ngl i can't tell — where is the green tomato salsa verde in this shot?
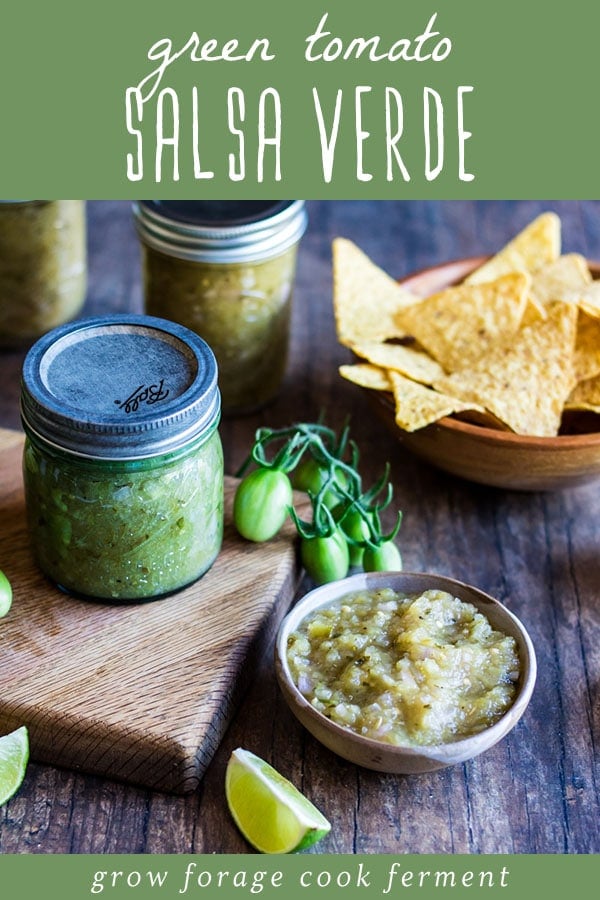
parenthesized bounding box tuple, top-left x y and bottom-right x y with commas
(142, 247, 296, 413)
(23, 429, 224, 602)
(0, 201, 86, 347)
(21, 315, 224, 603)
(134, 201, 308, 415)
(286, 588, 520, 747)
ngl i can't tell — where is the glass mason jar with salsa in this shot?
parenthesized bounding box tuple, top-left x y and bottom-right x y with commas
(20, 315, 224, 602)
(0, 200, 87, 347)
(133, 201, 307, 415)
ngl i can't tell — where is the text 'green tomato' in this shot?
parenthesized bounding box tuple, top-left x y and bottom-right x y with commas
(233, 468, 293, 542)
(301, 530, 350, 585)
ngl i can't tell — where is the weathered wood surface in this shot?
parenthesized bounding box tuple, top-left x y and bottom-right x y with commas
(1, 200, 599, 853)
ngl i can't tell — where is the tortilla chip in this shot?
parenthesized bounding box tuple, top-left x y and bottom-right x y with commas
(333, 214, 595, 439)
(573, 312, 600, 383)
(566, 372, 600, 412)
(339, 363, 393, 392)
(520, 297, 548, 328)
(393, 272, 530, 373)
(465, 212, 561, 284)
(389, 371, 485, 432)
(529, 253, 591, 306)
(332, 237, 418, 346)
(520, 254, 588, 325)
(349, 339, 445, 384)
(569, 280, 600, 318)
(433, 302, 578, 436)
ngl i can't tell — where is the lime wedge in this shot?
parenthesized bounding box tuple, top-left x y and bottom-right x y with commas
(0, 570, 12, 617)
(0, 726, 29, 806)
(225, 748, 331, 853)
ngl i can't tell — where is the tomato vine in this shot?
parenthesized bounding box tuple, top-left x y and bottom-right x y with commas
(233, 421, 403, 583)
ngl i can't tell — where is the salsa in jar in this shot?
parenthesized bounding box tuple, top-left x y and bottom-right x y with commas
(0, 200, 86, 347)
(21, 315, 224, 602)
(134, 201, 307, 414)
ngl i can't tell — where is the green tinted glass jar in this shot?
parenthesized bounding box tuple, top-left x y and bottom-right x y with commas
(0, 200, 86, 347)
(21, 315, 223, 602)
(134, 201, 307, 414)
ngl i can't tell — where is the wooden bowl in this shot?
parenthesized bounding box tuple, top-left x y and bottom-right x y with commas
(275, 572, 537, 775)
(371, 257, 600, 491)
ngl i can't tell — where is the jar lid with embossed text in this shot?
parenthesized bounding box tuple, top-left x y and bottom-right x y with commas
(20, 314, 220, 460)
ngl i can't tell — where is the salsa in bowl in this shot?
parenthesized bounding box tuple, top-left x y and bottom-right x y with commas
(275, 572, 536, 774)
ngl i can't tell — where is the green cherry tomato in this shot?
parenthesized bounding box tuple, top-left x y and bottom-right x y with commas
(291, 458, 347, 508)
(0, 569, 13, 618)
(363, 541, 403, 573)
(233, 468, 293, 542)
(334, 505, 371, 567)
(301, 530, 350, 585)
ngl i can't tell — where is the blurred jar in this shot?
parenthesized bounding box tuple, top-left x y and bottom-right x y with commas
(134, 201, 307, 414)
(0, 200, 87, 348)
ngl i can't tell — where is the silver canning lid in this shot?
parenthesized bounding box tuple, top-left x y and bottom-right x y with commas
(133, 200, 308, 264)
(21, 315, 220, 460)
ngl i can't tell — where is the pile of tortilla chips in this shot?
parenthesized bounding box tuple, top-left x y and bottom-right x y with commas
(334, 212, 600, 437)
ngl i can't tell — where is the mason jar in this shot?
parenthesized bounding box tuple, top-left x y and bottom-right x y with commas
(20, 315, 223, 602)
(133, 200, 307, 414)
(0, 200, 87, 347)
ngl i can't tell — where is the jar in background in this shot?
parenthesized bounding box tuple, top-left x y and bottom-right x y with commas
(20, 315, 223, 602)
(133, 201, 308, 414)
(0, 200, 87, 347)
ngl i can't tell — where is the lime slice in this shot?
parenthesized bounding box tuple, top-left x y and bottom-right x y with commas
(0, 570, 12, 617)
(0, 726, 29, 807)
(225, 748, 331, 854)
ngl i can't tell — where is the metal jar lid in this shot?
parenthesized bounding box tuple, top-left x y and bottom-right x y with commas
(21, 315, 220, 460)
(133, 200, 308, 264)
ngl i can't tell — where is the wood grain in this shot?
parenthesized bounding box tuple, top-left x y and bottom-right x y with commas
(0, 429, 306, 793)
(1, 200, 599, 855)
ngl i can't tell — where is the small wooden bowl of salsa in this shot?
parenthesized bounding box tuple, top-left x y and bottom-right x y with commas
(275, 571, 536, 774)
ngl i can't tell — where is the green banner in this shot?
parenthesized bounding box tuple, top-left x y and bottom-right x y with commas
(0, 853, 598, 899)
(1, 0, 599, 197)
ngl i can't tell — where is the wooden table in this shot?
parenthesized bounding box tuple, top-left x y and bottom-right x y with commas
(0, 200, 598, 854)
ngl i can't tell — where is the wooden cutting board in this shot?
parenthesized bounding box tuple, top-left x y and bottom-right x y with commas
(0, 428, 307, 794)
